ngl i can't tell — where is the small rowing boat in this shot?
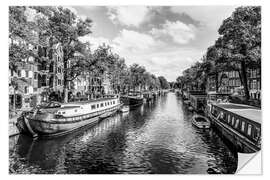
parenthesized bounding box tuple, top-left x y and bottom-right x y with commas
(192, 114, 210, 129)
(120, 105, 130, 113)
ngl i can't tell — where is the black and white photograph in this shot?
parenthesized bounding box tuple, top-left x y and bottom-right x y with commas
(7, 4, 262, 174)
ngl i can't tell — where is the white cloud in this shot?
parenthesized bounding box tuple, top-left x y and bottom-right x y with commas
(171, 6, 237, 29)
(79, 29, 157, 54)
(107, 6, 149, 27)
(150, 20, 196, 44)
(113, 29, 156, 53)
(64, 6, 88, 21)
(79, 36, 112, 51)
(79, 29, 201, 81)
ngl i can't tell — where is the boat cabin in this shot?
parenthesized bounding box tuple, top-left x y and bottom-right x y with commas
(189, 91, 207, 112)
(56, 98, 120, 117)
(210, 103, 261, 152)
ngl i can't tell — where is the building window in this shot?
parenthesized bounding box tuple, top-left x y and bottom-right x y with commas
(24, 86, 28, 94)
(101, 103, 104, 107)
(26, 71, 29, 78)
(58, 67, 61, 73)
(58, 79, 61, 85)
(17, 70, 21, 77)
(34, 72, 38, 80)
(97, 104, 99, 108)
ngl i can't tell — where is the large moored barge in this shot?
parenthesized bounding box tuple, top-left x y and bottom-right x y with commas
(17, 96, 121, 138)
(209, 103, 261, 153)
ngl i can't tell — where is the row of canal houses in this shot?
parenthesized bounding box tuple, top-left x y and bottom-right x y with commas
(178, 69, 261, 154)
(9, 10, 113, 112)
(9, 37, 113, 111)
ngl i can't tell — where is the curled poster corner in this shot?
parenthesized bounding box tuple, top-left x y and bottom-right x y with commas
(236, 151, 262, 174)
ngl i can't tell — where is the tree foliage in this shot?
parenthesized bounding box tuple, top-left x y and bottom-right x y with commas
(177, 6, 261, 101)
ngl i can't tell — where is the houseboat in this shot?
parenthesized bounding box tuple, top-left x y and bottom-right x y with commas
(189, 91, 207, 112)
(205, 92, 231, 117)
(120, 91, 144, 108)
(17, 96, 122, 138)
(209, 103, 261, 153)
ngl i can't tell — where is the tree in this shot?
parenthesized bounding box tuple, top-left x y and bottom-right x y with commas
(46, 7, 93, 102)
(129, 64, 146, 91)
(217, 6, 261, 100)
(158, 76, 169, 89)
(9, 6, 45, 112)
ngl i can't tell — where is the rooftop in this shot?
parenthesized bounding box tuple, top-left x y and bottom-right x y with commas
(215, 103, 261, 124)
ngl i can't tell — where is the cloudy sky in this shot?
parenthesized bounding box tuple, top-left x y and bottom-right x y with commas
(71, 6, 237, 82)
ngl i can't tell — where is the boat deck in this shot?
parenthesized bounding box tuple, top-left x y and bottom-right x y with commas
(214, 103, 261, 124)
(64, 97, 118, 105)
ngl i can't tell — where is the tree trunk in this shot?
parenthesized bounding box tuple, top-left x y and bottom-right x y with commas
(13, 90, 16, 113)
(63, 57, 69, 103)
(215, 72, 219, 92)
(241, 61, 250, 101)
(237, 70, 243, 85)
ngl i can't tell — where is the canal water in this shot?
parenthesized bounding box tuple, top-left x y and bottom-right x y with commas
(9, 93, 237, 174)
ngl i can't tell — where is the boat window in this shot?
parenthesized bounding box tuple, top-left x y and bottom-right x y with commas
(212, 107, 218, 117)
(234, 119, 240, 129)
(62, 111, 65, 114)
(101, 103, 104, 107)
(231, 116, 235, 126)
(241, 121, 246, 132)
(113, 101, 115, 104)
(91, 105, 96, 109)
(228, 114, 231, 124)
(219, 111, 225, 121)
(97, 104, 99, 108)
(253, 127, 261, 141)
(247, 124, 252, 136)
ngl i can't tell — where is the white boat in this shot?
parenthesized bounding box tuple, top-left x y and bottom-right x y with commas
(188, 106, 194, 111)
(192, 114, 211, 129)
(120, 105, 130, 113)
(17, 96, 121, 138)
(183, 100, 191, 105)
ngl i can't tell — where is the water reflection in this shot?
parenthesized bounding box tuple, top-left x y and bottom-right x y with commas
(9, 93, 237, 174)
